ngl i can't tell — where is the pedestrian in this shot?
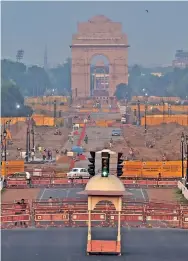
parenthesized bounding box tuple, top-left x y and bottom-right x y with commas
(49, 150, 52, 160)
(48, 196, 53, 206)
(42, 150, 46, 161)
(31, 149, 35, 161)
(109, 138, 113, 148)
(20, 199, 27, 227)
(15, 202, 22, 227)
(84, 135, 88, 144)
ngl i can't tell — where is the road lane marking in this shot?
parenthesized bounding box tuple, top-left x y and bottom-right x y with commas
(66, 189, 70, 198)
(39, 188, 46, 201)
(140, 188, 146, 201)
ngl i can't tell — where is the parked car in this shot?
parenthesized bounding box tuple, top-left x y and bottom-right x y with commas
(67, 168, 90, 179)
(7, 172, 31, 180)
(112, 129, 121, 136)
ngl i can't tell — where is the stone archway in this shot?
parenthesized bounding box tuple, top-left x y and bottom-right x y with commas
(70, 15, 129, 100)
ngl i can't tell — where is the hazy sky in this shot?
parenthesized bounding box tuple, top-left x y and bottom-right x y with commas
(1, 1, 188, 67)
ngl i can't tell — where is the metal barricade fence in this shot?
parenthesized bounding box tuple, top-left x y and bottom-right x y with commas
(1, 199, 188, 229)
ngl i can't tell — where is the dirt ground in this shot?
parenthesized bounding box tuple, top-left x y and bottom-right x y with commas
(115, 123, 188, 161)
(1, 188, 40, 202)
(7, 122, 70, 160)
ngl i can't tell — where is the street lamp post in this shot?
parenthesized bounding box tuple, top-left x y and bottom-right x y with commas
(31, 127, 35, 150)
(144, 102, 147, 133)
(181, 133, 185, 179)
(168, 104, 171, 116)
(3, 128, 7, 162)
(186, 135, 188, 188)
(25, 126, 29, 162)
(162, 99, 165, 122)
(28, 126, 31, 154)
(137, 100, 141, 126)
(54, 100, 57, 127)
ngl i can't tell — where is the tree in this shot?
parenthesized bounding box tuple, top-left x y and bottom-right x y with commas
(50, 58, 71, 95)
(115, 83, 132, 100)
(1, 81, 33, 117)
(1, 59, 188, 100)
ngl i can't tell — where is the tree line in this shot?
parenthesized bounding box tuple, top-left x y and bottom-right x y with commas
(115, 65, 188, 101)
(1, 59, 188, 116)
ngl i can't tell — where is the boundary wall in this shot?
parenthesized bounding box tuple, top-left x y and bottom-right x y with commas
(122, 161, 186, 178)
(1, 161, 24, 176)
(130, 104, 188, 113)
(141, 115, 188, 126)
(5, 177, 178, 189)
(1, 115, 55, 126)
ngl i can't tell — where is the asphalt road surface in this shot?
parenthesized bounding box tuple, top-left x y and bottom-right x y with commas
(2, 228, 187, 261)
(84, 126, 124, 151)
(37, 187, 148, 202)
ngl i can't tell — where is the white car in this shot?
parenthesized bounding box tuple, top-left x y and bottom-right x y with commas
(67, 168, 90, 179)
(121, 117, 126, 124)
(7, 172, 31, 180)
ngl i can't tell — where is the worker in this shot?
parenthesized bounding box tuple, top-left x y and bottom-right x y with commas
(42, 150, 46, 161)
(84, 135, 88, 144)
(109, 138, 113, 148)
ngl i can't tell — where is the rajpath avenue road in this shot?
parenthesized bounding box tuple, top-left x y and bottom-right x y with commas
(2, 228, 187, 261)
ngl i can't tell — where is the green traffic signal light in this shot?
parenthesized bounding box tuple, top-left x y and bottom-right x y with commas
(101, 152, 110, 177)
(102, 166, 109, 177)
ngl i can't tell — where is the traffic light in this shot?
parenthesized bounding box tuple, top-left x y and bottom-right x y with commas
(101, 152, 110, 177)
(88, 151, 95, 176)
(117, 152, 123, 177)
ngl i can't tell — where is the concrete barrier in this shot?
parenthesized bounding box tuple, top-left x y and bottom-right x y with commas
(178, 181, 188, 200)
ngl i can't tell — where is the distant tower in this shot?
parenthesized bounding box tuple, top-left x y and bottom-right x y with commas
(44, 45, 48, 71)
(16, 49, 24, 62)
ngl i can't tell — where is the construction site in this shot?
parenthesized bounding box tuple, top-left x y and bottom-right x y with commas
(4, 122, 70, 161)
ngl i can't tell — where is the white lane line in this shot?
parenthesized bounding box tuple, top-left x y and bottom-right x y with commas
(39, 188, 46, 201)
(44, 188, 80, 191)
(66, 189, 70, 198)
(140, 188, 146, 201)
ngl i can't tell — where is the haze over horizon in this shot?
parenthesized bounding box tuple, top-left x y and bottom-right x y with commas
(1, 1, 188, 68)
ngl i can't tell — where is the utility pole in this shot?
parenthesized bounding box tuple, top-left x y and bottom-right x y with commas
(31, 126, 35, 150)
(162, 99, 165, 123)
(54, 100, 57, 126)
(25, 127, 29, 162)
(181, 133, 185, 179)
(186, 135, 188, 188)
(137, 100, 141, 126)
(144, 102, 147, 133)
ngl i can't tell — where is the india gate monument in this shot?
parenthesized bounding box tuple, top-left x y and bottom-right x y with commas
(70, 15, 129, 100)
